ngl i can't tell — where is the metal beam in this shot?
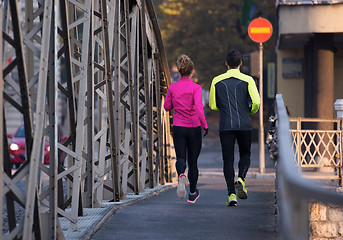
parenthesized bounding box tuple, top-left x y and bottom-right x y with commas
(2, 0, 176, 238)
(23, 0, 53, 238)
(0, 4, 3, 236)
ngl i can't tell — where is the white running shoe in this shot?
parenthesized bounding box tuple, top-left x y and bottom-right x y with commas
(177, 174, 187, 199)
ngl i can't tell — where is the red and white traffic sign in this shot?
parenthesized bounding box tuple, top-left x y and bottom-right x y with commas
(248, 18, 273, 43)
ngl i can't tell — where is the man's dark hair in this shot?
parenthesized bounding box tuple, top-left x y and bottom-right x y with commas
(226, 49, 242, 68)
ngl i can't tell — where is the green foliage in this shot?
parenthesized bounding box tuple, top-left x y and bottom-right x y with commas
(153, 0, 276, 89)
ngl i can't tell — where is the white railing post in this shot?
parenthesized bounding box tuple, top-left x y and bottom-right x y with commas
(334, 99, 343, 185)
(334, 99, 343, 119)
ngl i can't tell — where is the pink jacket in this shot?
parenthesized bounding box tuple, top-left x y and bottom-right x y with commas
(164, 78, 208, 129)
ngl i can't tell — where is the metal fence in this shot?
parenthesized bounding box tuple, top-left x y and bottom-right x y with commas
(289, 117, 342, 184)
(274, 94, 343, 240)
(1, 0, 176, 239)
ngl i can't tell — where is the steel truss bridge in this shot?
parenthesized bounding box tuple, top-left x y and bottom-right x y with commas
(0, 0, 176, 239)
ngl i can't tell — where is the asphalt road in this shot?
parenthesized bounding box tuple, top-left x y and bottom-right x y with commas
(91, 135, 277, 240)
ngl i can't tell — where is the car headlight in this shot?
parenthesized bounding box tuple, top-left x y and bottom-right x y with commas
(10, 143, 19, 151)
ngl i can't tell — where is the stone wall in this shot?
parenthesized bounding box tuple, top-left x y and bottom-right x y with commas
(309, 202, 343, 239)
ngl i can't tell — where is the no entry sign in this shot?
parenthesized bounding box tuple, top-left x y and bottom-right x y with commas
(248, 18, 273, 43)
(247, 18, 273, 173)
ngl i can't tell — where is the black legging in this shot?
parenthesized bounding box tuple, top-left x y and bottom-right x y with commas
(173, 126, 202, 193)
(219, 130, 251, 195)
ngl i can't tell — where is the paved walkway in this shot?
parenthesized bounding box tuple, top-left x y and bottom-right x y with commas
(61, 136, 277, 239)
(90, 175, 276, 240)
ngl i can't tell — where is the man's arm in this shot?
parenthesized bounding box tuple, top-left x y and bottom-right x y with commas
(209, 78, 219, 111)
(248, 77, 260, 115)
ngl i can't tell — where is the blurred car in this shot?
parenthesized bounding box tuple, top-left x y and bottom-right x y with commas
(8, 124, 67, 168)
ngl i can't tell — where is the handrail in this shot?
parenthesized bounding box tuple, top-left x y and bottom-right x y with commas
(275, 94, 343, 239)
(290, 117, 342, 123)
(277, 0, 343, 6)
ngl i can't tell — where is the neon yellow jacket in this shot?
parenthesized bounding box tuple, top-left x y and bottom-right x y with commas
(209, 69, 260, 131)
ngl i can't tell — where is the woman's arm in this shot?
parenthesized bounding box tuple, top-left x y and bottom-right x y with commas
(164, 86, 173, 111)
(194, 85, 208, 129)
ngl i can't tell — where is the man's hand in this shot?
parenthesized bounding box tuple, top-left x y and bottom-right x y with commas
(203, 128, 208, 137)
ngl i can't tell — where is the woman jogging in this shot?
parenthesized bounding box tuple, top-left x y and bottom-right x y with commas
(164, 54, 208, 203)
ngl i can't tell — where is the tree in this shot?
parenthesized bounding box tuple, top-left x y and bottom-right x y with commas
(153, 0, 276, 89)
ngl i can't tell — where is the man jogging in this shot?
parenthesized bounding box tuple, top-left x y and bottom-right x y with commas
(209, 49, 260, 206)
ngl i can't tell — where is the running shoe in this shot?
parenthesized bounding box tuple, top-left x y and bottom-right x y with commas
(177, 174, 187, 199)
(187, 189, 200, 203)
(226, 193, 237, 206)
(235, 177, 248, 199)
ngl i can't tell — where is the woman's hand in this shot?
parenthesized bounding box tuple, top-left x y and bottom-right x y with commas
(203, 128, 208, 137)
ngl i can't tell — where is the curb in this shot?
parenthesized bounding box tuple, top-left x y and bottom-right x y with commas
(61, 183, 177, 240)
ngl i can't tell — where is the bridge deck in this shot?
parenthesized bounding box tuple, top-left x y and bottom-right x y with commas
(61, 137, 277, 240)
(91, 175, 276, 240)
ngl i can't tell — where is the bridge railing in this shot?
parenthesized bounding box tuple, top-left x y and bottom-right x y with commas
(289, 117, 342, 184)
(274, 94, 343, 240)
(277, 0, 343, 5)
(1, 0, 176, 239)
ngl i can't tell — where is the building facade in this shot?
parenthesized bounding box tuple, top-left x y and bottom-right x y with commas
(276, 0, 343, 118)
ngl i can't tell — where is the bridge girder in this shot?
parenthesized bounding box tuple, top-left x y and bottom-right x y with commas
(1, 0, 176, 238)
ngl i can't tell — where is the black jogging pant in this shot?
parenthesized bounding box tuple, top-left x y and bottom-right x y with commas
(173, 126, 202, 193)
(219, 130, 251, 195)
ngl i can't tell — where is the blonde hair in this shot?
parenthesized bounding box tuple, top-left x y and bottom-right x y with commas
(176, 54, 194, 77)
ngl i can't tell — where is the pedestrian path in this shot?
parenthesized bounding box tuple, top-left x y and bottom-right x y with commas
(60, 183, 176, 240)
(90, 171, 276, 240)
(61, 138, 277, 239)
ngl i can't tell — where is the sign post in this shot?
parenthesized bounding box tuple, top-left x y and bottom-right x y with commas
(248, 17, 273, 174)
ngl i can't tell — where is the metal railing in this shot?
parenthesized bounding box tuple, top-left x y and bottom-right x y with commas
(289, 117, 342, 184)
(277, 0, 343, 6)
(274, 94, 343, 240)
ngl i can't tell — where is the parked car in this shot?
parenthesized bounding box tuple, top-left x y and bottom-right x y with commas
(8, 124, 67, 168)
